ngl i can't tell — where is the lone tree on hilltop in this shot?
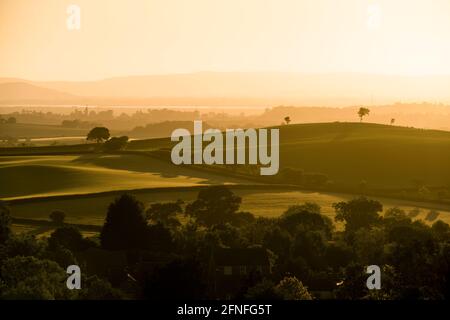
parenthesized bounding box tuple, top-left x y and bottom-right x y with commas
(357, 107, 370, 122)
(87, 127, 110, 143)
(284, 116, 291, 125)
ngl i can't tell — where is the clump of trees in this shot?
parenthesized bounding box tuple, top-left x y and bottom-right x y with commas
(1, 188, 449, 300)
(102, 136, 129, 151)
(49, 210, 66, 225)
(0, 201, 121, 299)
(0, 117, 17, 124)
(146, 200, 183, 228)
(86, 126, 129, 151)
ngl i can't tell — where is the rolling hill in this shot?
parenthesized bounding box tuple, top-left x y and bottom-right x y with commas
(0, 82, 77, 103)
(2, 122, 450, 226)
(2, 122, 450, 201)
(0, 154, 251, 200)
(125, 122, 450, 190)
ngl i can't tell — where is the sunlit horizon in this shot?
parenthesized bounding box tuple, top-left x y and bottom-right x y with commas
(2, 0, 450, 82)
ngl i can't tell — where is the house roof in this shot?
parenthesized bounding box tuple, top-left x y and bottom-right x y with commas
(213, 247, 269, 266)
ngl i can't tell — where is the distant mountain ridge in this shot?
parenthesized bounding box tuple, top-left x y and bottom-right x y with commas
(2, 72, 450, 106)
(0, 82, 77, 103)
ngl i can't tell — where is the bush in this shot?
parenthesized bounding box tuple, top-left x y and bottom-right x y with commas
(103, 136, 129, 151)
(49, 211, 65, 225)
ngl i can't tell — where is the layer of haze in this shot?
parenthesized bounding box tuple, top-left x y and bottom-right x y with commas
(2, 0, 450, 81)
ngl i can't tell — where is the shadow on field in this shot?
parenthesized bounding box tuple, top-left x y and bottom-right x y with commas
(70, 153, 246, 185)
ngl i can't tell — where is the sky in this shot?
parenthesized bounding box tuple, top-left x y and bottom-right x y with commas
(1, 0, 450, 81)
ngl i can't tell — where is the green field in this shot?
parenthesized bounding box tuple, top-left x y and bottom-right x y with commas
(126, 122, 450, 189)
(7, 188, 450, 229)
(277, 122, 450, 189)
(0, 154, 249, 200)
(2, 122, 450, 230)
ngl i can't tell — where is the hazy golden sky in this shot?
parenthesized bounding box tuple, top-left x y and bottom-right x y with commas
(1, 0, 450, 81)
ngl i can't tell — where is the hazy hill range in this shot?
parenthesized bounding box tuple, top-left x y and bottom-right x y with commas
(2, 72, 450, 106)
(0, 82, 77, 103)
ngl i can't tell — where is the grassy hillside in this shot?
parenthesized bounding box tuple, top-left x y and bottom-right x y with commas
(125, 122, 450, 190)
(2, 122, 450, 203)
(277, 122, 450, 189)
(0, 154, 250, 200)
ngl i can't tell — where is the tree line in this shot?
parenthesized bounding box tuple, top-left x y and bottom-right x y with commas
(0, 186, 449, 299)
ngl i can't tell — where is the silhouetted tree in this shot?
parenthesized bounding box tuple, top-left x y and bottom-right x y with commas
(185, 186, 242, 227)
(103, 136, 129, 151)
(0, 256, 73, 299)
(274, 276, 313, 300)
(48, 226, 88, 251)
(279, 207, 333, 239)
(87, 127, 110, 143)
(333, 197, 382, 239)
(284, 116, 291, 125)
(390, 118, 395, 125)
(0, 202, 12, 244)
(78, 275, 126, 300)
(100, 194, 148, 250)
(334, 263, 368, 299)
(431, 220, 450, 241)
(291, 230, 327, 268)
(282, 202, 321, 217)
(352, 227, 385, 265)
(0, 234, 44, 260)
(49, 210, 65, 225)
(357, 107, 370, 122)
(145, 222, 174, 252)
(146, 200, 183, 228)
(262, 227, 292, 260)
(44, 245, 78, 268)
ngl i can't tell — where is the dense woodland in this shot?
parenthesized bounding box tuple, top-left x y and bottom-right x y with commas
(0, 186, 449, 300)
